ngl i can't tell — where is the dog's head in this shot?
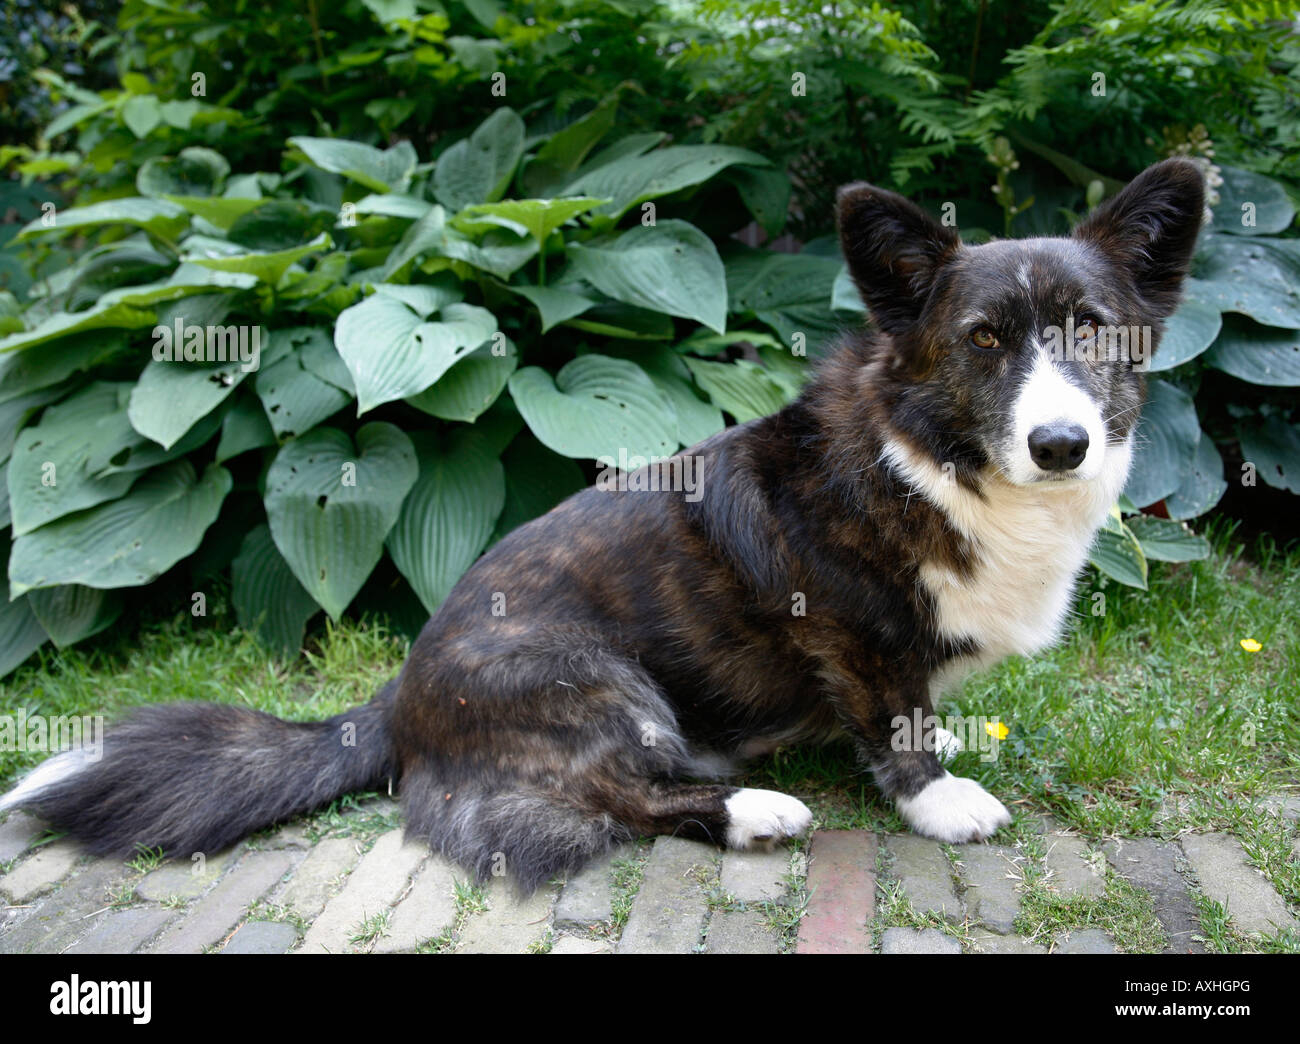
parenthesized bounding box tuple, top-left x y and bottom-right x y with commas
(838, 159, 1204, 488)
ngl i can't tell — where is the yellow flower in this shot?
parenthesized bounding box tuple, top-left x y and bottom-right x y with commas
(1240, 638, 1262, 653)
(985, 720, 1009, 741)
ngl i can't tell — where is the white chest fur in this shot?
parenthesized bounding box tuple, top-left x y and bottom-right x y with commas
(880, 436, 1132, 688)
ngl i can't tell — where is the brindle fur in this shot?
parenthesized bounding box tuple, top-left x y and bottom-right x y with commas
(4, 160, 1205, 891)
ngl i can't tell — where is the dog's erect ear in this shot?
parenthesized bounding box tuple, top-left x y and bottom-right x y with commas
(837, 183, 960, 334)
(1072, 158, 1205, 318)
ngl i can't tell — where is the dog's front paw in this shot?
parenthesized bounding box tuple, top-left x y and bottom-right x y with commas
(724, 788, 813, 849)
(895, 772, 1010, 843)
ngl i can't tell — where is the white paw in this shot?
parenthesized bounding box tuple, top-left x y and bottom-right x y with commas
(895, 772, 1010, 843)
(724, 788, 812, 849)
(934, 726, 963, 764)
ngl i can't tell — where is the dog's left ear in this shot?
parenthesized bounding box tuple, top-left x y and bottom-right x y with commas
(1072, 158, 1205, 318)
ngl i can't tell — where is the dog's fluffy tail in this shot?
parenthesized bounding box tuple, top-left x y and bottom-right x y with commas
(0, 680, 398, 857)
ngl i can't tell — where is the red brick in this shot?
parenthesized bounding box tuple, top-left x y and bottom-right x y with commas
(796, 830, 877, 954)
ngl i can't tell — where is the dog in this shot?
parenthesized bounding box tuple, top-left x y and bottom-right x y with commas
(0, 159, 1205, 892)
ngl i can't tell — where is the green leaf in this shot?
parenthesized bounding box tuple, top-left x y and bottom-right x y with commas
(588, 344, 724, 448)
(288, 136, 418, 194)
(567, 220, 727, 333)
(387, 431, 505, 615)
(509, 354, 678, 461)
(129, 332, 261, 449)
(1149, 294, 1221, 372)
(164, 194, 265, 231)
(16, 198, 189, 244)
(490, 431, 586, 543)
(137, 147, 230, 199)
(334, 290, 498, 413)
(1126, 515, 1211, 563)
(407, 337, 517, 423)
(508, 283, 597, 333)
(26, 584, 123, 648)
(1212, 166, 1295, 236)
(121, 94, 163, 138)
(831, 265, 866, 313)
(0, 300, 156, 354)
(1123, 379, 1201, 509)
(1164, 429, 1227, 522)
(232, 523, 320, 655)
(724, 164, 791, 236)
(254, 330, 354, 440)
(1088, 524, 1148, 590)
(432, 108, 526, 211)
(1203, 315, 1300, 386)
(454, 197, 607, 249)
(0, 571, 47, 677)
(1189, 238, 1300, 328)
(264, 424, 417, 619)
(216, 392, 276, 462)
(1238, 415, 1300, 494)
(520, 95, 620, 198)
(683, 357, 788, 423)
(563, 144, 772, 222)
(9, 461, 232, 595)
(7, 383, 140, 534)
(183, 232, 332, 287)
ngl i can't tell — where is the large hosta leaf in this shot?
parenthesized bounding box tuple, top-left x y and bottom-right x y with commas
(231, 523, 320, 654)
(1189, 237, 1300, 328)
(1203, 315, 1300, 385)
(567, 220, 726, 333)
(490, 432, 586, 543)
(386, 431, 505, 614)
(431, 108, 525, 212)
(9, 461, 232, 595)
(406, 337, 517, 423)
(26, 584, 123, 648)
(509, 354, 678, 462)
(264, 424, 417, 619)
(0, 569, 47, 677)
(255, 327, 353, 439)
(334, 289, 499, 413)
(183, 232, 332, 287)
(589, 344, 724, 448)
(683, 357, 789, 423)
(288, 136, 418, 194)
(7, 383, 140, 535)
(1212, 166, 1295, 236)
(129, 332, 262, 449)
(16, 198, 189, 244)
(453, 197, 607, 249)
(1123, 379, 1200, 509)
(1088, 523, 1148, 590)
(1150, 294, 1221, 372)
(0, 300, 155, 354)
(137, 147, 230, 199)
(1238, 414, 1300, 494)
(1125, 515, 1210, 563)
(1164, 429, 1227, 522)
(563, 144, 772, 222)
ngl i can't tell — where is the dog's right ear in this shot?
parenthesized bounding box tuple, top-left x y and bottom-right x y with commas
(837, 183, 960, 335)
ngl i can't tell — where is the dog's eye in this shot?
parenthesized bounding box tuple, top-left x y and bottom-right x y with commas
(970, 327, 999, 349)
(1075, 316, 1099, 339)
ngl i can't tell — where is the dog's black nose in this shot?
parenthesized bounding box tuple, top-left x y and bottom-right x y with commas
(1028, 423, 1089, 471)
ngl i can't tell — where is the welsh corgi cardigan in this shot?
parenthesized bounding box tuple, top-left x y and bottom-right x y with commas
(1, 159, 1206, 891)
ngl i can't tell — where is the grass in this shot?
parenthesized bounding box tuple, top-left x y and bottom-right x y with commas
(1, 519, 1296, 951)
